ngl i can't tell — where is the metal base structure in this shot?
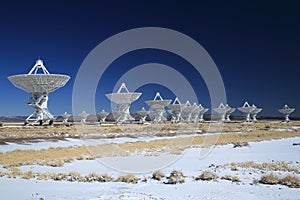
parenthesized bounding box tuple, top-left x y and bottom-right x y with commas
(25, 94, 54, 126)
(190, 103, 202, 123)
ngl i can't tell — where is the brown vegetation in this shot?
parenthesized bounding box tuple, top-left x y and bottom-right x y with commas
(196, 170, 219, 181)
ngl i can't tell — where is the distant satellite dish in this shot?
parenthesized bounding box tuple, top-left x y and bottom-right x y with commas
(198, 104, 209, 122)
(145, 92, 171, 123)
(8, 59, 70, 125)
(79, 111, 89, 123)
(105, 83, 141, 124)
(167, 97, 186, 123)
(137, 107, 149, 123)
(237, 101, 256, 122)
(278, 105, 295, 122)
(251, 104, 262, 122)
(98, 109, 109, 123)
(62, 112, 71, 123)
(214, 103, 230, 122)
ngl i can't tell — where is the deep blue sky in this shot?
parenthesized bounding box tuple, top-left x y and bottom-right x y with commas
(0, 0, 299, 117)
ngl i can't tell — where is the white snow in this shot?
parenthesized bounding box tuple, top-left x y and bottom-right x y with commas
(3, 137, 298, 199)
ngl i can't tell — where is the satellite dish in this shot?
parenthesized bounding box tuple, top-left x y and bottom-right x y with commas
(251, 104, 262, 122)
(105, 83, 141, 124)
(278, 105, 295, 122)
(8, 59, 70, 125)
(214, 103, 230, 122)
(198, 104, 209, 122)
(98, 109, 109, 123)
(181, 101, 198, 123)
(137, 107, 149, 124)
(79, 111, 89, 123)
(225, 104, 235, 122)
(191, 102, 203, 123)
(167, 97, 187, 123)
(62, 112, 71, 123)
(145, 92, 171, 123)
(237, 101, 256, 122)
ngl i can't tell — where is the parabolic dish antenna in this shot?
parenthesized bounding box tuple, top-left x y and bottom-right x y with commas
(237, 101, 256, 122)
(181, 101, 197, 123)
(198, 104, 209, 122)
(98, 109, 109, 123)
(105, 83, 141, 124)
(214, 103, 230, 122)
(8, 59, 70, 125)
(137, 107, 149, 123)
(278, 105, 295, 122)
(225, 104, 235, 122)
(251, 105, 262, 122)
(191, 102, 202, 123)
(145, 92, 172, 123)
(62, 112, 71, 123)
(167, 97, 187, 123)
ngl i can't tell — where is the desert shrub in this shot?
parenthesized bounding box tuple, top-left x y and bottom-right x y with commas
(152, 170, 165, 181)
(47, 159, 64, 167)
(166, 170, 185, 184)
(98, 173, 113, 182)
(67, 172, 82, 182)
(116, 174, 140, 184)
(21, 171, 36, 179)
(8, 167, 22, 178)
(196, 170, 219, 181)
(221, 175, 240, 182)
(259, 173, 280, 185)
(231, 162, 238, 171)
(37, 173, 49, 180)
(279, 174, 300, 188)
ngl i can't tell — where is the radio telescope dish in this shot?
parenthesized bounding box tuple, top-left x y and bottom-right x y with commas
(238, 101, 256, 122)
(137, 107, 149, 123)
(8, 59, 70, 125)
(79, 111, 89, 123)
(198, 104, 209, 122)
(214, 103, 230, 122)
(251, 104, 262, 122)
(98, 109, 109, 123)
(105, 83, 141, 124)
(225, 104, 235, 122)
(62, 112, 71, 123)
(167, 97, 187, 123)
(190, 102, 203, 123)
(278, 105, 295, 122)
(145, 92, 172, 123)
(181, 101, 198, 123)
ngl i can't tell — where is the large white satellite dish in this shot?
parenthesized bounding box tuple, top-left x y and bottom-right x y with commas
(8, 59, 70, 125)
(167, 97, 187, 123)
(251, 104, 262, 122)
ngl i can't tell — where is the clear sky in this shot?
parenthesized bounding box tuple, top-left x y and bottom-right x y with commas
(0, 0, 299, 117)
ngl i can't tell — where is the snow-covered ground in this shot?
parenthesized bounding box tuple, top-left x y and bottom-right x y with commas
(0, 137, 299, 199)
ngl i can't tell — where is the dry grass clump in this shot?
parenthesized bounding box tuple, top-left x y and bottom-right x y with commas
(230, 162, 238, 171)
(221, 175, 240, 182)
(21, 170, 36, 179)
(238, 161, 299, 173)
(152, 170, 165, 181)
(279, 174, 300, 188)
(8, 167, 22, 178)
(116, 174, 140, 184)
(259, 173, 280, 185)
(166, 170, 185, 184)
(259, 173, 300, 188)
(196, 170, 219, 181)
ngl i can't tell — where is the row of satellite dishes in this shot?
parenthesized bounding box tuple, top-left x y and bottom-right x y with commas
(7, 59, 296, 125)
